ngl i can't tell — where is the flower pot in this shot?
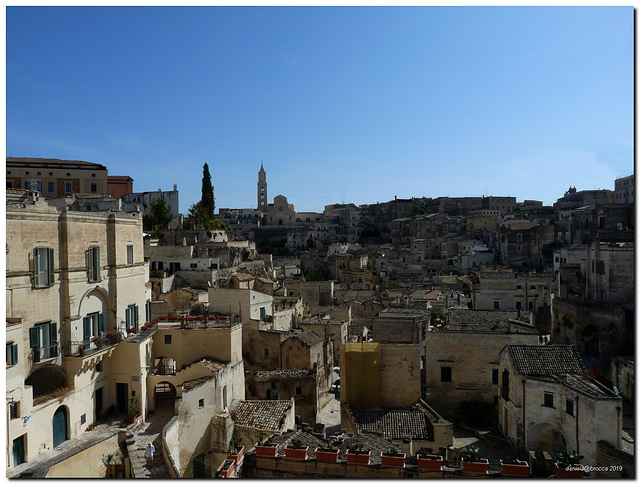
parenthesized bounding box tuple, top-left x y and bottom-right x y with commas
(501, 460, 529, 477)
(417, 454, 443, 471)
(463, 458, 490, 476)
(284, 444, 309, 460)
(381, 452, 406, 468)
(255, 443, 278, 458)
(216, 459, 235, 478)
(556, 464, 585, 478)
(227, 445, 245, 464)
(315, 448, 339, 463)
(346, 450, 371, 466)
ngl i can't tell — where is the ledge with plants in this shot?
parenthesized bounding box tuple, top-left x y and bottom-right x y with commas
(460, 446, 489, 475)
(227, 437, 244, 464)
(255, 438, 279, 458)
(555, 450, 585, 478)
(380, 447, 406, 468)
(315, 445, 340, 463)
(417, 447, 443, 471)
(500, 454, 529, 477)
(284, 439, 309, 460)
(346, 444, 371, 465)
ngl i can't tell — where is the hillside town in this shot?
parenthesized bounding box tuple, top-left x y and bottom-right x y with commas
(6, 157, 634, 478)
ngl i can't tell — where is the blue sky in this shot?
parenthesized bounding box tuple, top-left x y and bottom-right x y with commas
(6, 6, 633, 213)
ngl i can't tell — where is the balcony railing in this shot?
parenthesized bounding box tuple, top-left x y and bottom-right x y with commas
(65, 332, 122, 357)
(31, 343, 60, 363)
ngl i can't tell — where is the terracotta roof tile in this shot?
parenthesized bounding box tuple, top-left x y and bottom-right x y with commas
(350, 406, 435, 441)
(508, 345, 584, 375)
(233, 400, 293, 431)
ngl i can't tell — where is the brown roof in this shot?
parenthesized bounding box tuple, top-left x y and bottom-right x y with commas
(233, 400, 293, 431)
(350, 405, 435, 441)
(7, 157, 107, 170)
(108, 175, 133, 181)
(507, 345, 584, 375)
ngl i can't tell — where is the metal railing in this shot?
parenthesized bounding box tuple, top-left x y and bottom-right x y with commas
(65, 332, 122, 357)
(31, 343, 60, 363)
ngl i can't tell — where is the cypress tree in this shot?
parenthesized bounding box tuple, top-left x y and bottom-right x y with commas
(201, 163, 215, 218)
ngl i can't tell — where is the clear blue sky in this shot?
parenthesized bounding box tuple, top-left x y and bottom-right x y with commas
(6, 6, 633, 214)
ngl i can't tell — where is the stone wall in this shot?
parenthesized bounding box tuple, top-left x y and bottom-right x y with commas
(595, 440, 634, 478)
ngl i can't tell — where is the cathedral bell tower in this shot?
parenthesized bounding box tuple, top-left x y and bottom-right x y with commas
(257, 162, 267, 212)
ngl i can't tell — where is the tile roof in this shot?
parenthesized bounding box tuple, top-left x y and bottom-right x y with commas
(507, 345, 584, 375)
(182, 375, 214, 391)
(289, 330, 323, 347)
(337, 433, 401, 465)
(268, 429, 330, 458)
(445, 309, 534, 333)
(350, 406, 435, 441)
(7, 157, 107, 169)
(252, 369, 314, 382)
(233, 400, 293, 431)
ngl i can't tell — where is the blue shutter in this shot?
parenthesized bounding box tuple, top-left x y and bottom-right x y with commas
(32, 249, 39, 287)
(134, 306, 139, 329)
(98, 313, 104, 335)
(49, 322, 57, 344)
(29, 326, 40, 348)
(12, 344, 18, 364)
(83, 316, 91, 343)
(125, 308, 131, 329)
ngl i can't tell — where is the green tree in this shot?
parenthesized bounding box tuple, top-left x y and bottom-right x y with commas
(144, 198, 173, 230)
(201, 163, 215, 218)
(186, 202, 213, 230)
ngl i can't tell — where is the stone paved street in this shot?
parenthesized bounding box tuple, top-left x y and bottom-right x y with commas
(128, 400, 175, 478)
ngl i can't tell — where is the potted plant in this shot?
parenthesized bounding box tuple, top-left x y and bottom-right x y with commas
(255, 438, 279, 458)
(417, 447, 443, 471)
(501, 455, 529, 477)
(227, 437, 245, 464)
(460, 446, 489, 475)
(555, 450, 585, 478)
(216, 459, 235, 478)
(381, 447, 406, 468)
(126, 327, 137, 334)
(284, 438, 309, 460)
(346, 444, 371, 465)
(315, 445, 340, 463)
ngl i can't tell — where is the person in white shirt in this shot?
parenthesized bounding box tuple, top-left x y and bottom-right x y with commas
(145, 442, 155, 467)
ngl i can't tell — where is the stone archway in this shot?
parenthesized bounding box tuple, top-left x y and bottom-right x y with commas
(527, 422, 567, 455)
(154, 381, 177, 413)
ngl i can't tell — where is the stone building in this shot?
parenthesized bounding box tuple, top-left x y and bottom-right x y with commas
(107, 175, 134, 199)
(497, 220, 542, 268)
(6, 190, 152, 469)
(121, 185, 180, 219)
(423, 310, 539, 418)
(498, 345, 623, 466)
(614, 174, 634, 204)
(471, 268, 555, 312)
(6, 157, 109, 197)
(257, 163, 268, 212)
(264, 195, 296, 226)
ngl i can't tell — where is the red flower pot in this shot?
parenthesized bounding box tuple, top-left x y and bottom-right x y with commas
(284, 444, 309, 460)
(418, 454, 443, 471)
(315, 448, 339, 463)
(216, 459, 235, 478)
(463, 458, 490, 476)
(346, 450, 371, 465)
(556, 464, 585, 478)
(227, 446, 245, 464)
(501, 460, 529, 477)
(381, 452, 406, 468)
(255, 443, 278, 458)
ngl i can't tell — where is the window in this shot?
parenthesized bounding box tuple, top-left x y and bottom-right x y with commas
(145, 300, 152, 323)
(530, 285, 536, 290)
(543, 392, 554, 408)
(6, 180, 13, 189)
(165, 335, 172, 344)
(515, 301, 522, 310)
(9, 402, 19, 419)
(125, 305, 139, 331)
(296, 386, 302, 395)
(565, 399, 574, 416)
(264, 348, 270, 358)
(492, 369, 499, 385)
(494, 301, 500, 310)
(127, 245, 134, 265)
(65, 181, 73, 193)
(47, 181, 55, 193)
(81, 413, 86, 424)
(6, 342, 18, 366)
(199, 399, 204, 408)
(441, 367, 452, 383)
(83, 312, 104, 344)
(90, 182, 97, 193)
(87, 246, 101, 282)
(501, 370, 510, 401)
(517, 233, 523, 243)
(32, 247, 55, 288)
(29, 321, 58, 362)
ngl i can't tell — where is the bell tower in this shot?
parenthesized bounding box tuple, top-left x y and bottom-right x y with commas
(257, 162, 267, 212)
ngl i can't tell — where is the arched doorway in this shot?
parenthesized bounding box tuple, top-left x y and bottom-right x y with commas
(53, 406, 68, 448)
(154, 381, 177, 414)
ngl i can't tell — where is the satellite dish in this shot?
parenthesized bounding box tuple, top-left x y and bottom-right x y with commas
(617, 223, 623, 230)
(613, 386, 620, 395)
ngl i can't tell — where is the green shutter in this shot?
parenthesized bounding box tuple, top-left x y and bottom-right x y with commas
(98, 313, 104, 335)
(33, 249, 39, 287)
(48, 248, 55, 285)
(49, 322, 57, 344)
(29, 326, 40, 348)
(12, 344, 18, 364)
(134, 305, 139, 329)
(83, 316, 91, 343)
(125, 308, 131, 329)
(94, 247, 101, 280)
(148, 301, 152, 322)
